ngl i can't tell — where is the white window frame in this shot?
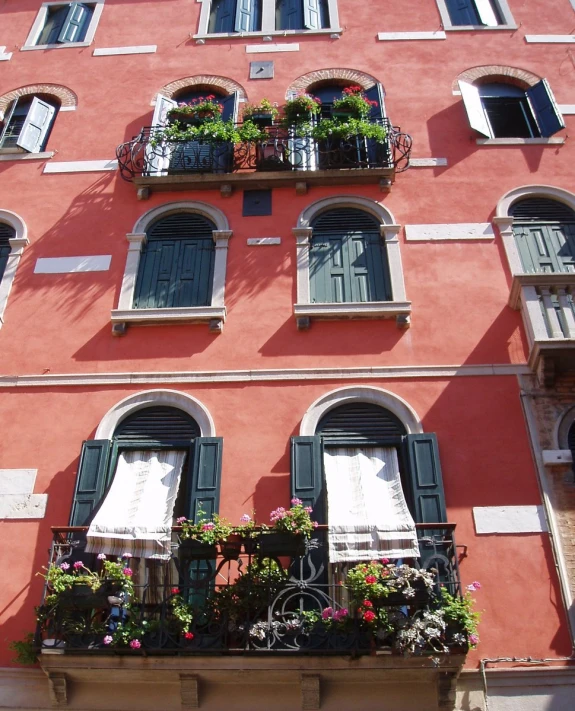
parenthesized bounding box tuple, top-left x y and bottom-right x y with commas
(0, 210, 29, 329)
(194, 0, 341, 40)
(111, 202, 233, 335)
(292, 196, 411, 329)
(435, 0, 516, 31)
(22, 0, 105, 51)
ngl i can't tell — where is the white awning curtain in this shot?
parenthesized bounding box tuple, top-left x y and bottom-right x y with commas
(324, 447, 420, 563)
(86, 450, 185, 560)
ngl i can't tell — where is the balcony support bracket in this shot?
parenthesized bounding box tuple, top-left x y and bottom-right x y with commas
(47, 672, 68, 707)
(220, 184, 233, 198)
(296, 316, 311, 330)
(301, 673, 320, 710)
(396, 313, 411, 329)
(295, 181, 308, 195)
(180, 673, 200, 710)
(137, 187, 150, 201)
(437, 670, 459, 711)
(379, 177, 392, 192)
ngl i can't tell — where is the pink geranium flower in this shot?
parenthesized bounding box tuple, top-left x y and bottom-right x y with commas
(122, 568, 133, 577)
(129, 639, 141, 649)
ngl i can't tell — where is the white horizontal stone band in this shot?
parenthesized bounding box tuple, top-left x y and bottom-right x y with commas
(405, 223, 495, 241)
(0, 363, 531, 388)
(377, 31, 446, 41)
(246, 43, 299, 53)
(111, 306, 226, 324)
(525, 35, 575, 43)
(477, 138, 565, 145)
(0, 469, 38, 495)
(247, 237, 281, 245)
(35, 256, 111, 274)
(473, 506, 548, 534)
(43, 159, 118, 174)
(0, 494, 47, 519)
(409, 158, 448, 167)
(0, 152, 53, 162)
(558, 105, 575, 114)
(93, 45, 157, 56)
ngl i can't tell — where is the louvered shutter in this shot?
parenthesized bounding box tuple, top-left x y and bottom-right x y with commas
(303, 0, 321, 29)
(235, 0, 260, 32)
(445, 0, 480, 25)
(350, 232, 391, 302)
(526, 79, 565, 138)
(220, 92, 239, 122)
(58, 3, 91, 43)
(474, 0, 499, 25)
(364, 83, 385, 121)
(277, 0, 303, 29)
(185, 438, 223, 522)
(402, 434, 447, 526)
(69, 440, 112, 526)
(0, 224, 13, 283)
(310, 235, 347, 303)
(16, 98, 56, 153)
(146, 94, 177, 177)
(459, 81, 492, 137)
(37, 5, 70, 44)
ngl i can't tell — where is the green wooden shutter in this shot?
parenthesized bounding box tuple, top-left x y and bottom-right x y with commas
(58, 3, 91, 43)
(69, 440, 112, 526)
(38, 5, 70, 44)
(310, 235, 347, 303)
(403, 433, 447, 525)
(350, 232, 391, 302)
(185, 438, 223, 522)
(0, 225, 12, 283)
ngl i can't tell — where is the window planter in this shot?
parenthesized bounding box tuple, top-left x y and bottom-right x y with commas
(249, 112, 275, 127)
(167, 111, 221, 125)
(57, 581, 119, 610)
(375, 580, 432, 607)
(220, 534, 242, 561)
(257, 532, 306, 558)
(178, 539, 218, 561)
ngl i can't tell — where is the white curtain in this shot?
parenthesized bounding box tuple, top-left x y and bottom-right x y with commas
(324, 447, 420, 563)
(86, 450, 185, 560)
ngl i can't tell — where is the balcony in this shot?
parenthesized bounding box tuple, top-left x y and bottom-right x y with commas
(116, 121, 412, 199)
(509, 274, 575, 385)
(36, 524, 465, 658)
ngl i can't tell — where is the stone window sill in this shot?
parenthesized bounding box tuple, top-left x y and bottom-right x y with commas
(193, 28, 341, 41)
(0, 151, 54, 162)
(111, 306, 226, 335)
(294, 301, 411, 329)
(444, 25, 517, 31)
(21, 41, 91, 51)
(477, 137, 565, 145)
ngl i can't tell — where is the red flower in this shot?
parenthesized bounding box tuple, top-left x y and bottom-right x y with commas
(363, 610, 376, 622)
(183, 632, 194, 640)
(171, 587, 180, 595)
(365, 575, 377, 584)
(362, 600, 373, 608)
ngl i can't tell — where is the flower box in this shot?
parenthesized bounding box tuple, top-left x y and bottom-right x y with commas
(178, 539, 218, 561)
(376, 579, 432, 607)
(249, 112, 274, 127)
(220, 534, 242, 561)
(257, 532, 306, 558)
(57, 582, 117, 610)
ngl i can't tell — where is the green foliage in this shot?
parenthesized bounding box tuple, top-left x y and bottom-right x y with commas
(283, 94, 322, 123)
(153, 118, 240, 146)
(9, 634, 37, 665)
(169, 589, 194, 633)
(237, 120, 269, 143)
(332, 86, 377, 119)
(179, 510, 234, 546)
(269, 499, 318, 538)
(346, 561, 436, 605)
(242, 99, 279, 120)
(440, 588, 481, 647)
(311, 118, 387, 143)
(167, 96, 223, 119)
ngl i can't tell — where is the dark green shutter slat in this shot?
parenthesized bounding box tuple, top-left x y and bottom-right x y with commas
(510, 198, 575, 223)
(115, 407, 200, 442)
(514, 224, 575, 274)
(318, 403, 406, 444)
(185, 437, 223, 522)
(403, 433, 447, 525)
(69, 440, 111, 526)
(0, 227, 12, 283)
(364, 83, 385, 121)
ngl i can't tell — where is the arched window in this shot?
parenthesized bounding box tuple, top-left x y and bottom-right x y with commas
(510, 197, 575, 274)
(133, 212, 217, 310)
(69, 404, 222, 558)
(276, 0, 329, 30)
(309, 208, 391, 304)
(0, 222, 14, 284)
(0, 94, 58, 153)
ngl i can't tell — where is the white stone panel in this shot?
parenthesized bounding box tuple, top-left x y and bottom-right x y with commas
(377, 31, 446, 40)
(473, 506, 548, 534)
(246, 43, 299, 53)
(557, 105, 575, 114)
(0, 469, 37, 495)
(525, 35, 575, 43)
(43, 159, 117, 173)
(0, 494, 47, 519)
(409, 158, 448, 166)
(247, 237, 281, 245)
(405, 223, 495, 241)
(34, 256, 112, 274)
(93, 45, 157, 56)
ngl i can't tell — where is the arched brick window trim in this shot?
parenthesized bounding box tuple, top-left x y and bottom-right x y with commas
(453, 65, 542, 93)
(156, 75, 247, 103)
(286, 69, 381, 98)
(0, 84, 77, 120)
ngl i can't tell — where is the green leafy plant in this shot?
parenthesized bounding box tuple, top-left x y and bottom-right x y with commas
(346, 560, 436, 605)
(268, 498, 318, 538)
(152, 118, 240, 146)
(9, 634, 37, 665)
(242, 98, 279, 120)
(283, 94, 322, 123)
(178, 510, 234, 546)
(167, 96, 224, 121)
(237, 120, 269, 142)
(39, 557, 134, 598)
(332, 86, 377, 119)
(311, 117, 387, 143)
(440, 583, 481, 648)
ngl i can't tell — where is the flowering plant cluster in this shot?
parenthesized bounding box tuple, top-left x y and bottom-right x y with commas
(178, 511, 233, 546)
(332, 86, 378, 119)
(283, 94, 322, 123)
(151, 119, 268, 147)
(169, 587, 195, 638)
(346, 560, 435, 605)
(440, 582, 481, 648)
(242, 98, 279, 120)
(167, 96, 223, 120)
(41, 555, 134, 599)
(310, 117, 387, 144)
(394, 608, 449, 656)
(268, 498, 318, 538)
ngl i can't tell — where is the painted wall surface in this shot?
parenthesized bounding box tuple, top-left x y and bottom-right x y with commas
(0, 0, 574, 694)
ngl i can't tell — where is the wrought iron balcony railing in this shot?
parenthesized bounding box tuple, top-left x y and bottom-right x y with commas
(36, 524, 463, 657)
(116, 120, 412, 184)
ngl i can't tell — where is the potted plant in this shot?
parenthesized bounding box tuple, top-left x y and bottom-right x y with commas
(346, 560, 436, 608)
(167, 96, 224, 125)
(283, 94, 322, 124)
(440, 582, 481, 651)
(311, 117, 388, 169)
(331, 86, 378, 120)
(178, 512, 233, 560)
(234, 513, 258, 555)
(257, 498, 318, 557)
(242, 99, 279, 127)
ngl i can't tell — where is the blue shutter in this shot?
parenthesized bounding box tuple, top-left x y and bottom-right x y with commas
(277, 0, 303, 30)
(16, 98, 56, 153)
(58, 3, 91, 43)
(185, 438, 223, 521)
(527, 79, 565, 138)
(403, 434, 447, 525)
(220, 92, 239, 122)
(209, 0, 235, 33)
(444, 0, 479, 25)
(364, 83, 385, 121)
(69, 440, 112, 526)
(303, 0, 321, 29)
(235, 0, 261, 32)
(37, 5, 70, 44)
